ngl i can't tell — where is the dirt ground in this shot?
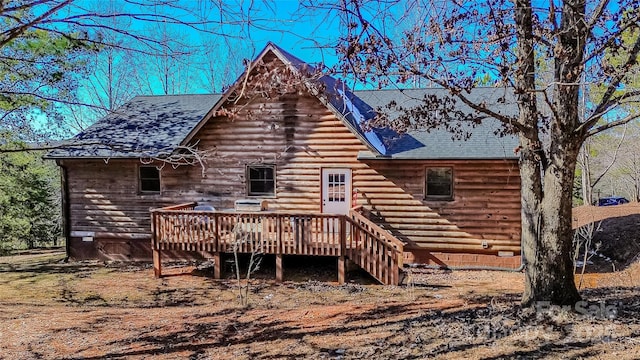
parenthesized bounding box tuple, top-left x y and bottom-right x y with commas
(0, 205, 639, 360)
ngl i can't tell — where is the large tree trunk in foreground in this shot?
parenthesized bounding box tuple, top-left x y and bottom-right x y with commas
(516, 0, 585, 306)
(521, 134, 582, 306)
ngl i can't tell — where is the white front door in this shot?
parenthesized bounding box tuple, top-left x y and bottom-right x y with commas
(321, 168, 352, 215)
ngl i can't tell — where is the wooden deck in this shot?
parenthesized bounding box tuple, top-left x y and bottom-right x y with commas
(150, 203, 404, 285)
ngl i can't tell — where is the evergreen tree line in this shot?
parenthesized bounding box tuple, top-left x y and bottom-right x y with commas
(0, 132, 60, 254)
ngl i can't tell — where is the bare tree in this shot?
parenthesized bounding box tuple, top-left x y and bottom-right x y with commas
(136, 17, 200, 96)
(578, 125, 627, 205)
(305, 0, 640, 306)
(195, 39, 252, 93)
(55, 0, 143, 136)
(572, 220, 603, 289)
(0, 0, 278, 147)
(231, 223, 263, 307)
(616, 130, 640, 202)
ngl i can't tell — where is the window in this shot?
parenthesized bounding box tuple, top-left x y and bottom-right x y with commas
(247, 165, 275, 196)
(139, 166, 160, 193)
(327, 173, 346, 202)
(425, 167, 453, 200)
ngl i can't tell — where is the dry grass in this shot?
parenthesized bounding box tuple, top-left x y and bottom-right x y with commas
(1, 252, 639, 359)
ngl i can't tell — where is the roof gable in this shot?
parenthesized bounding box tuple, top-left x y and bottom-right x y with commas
(181, 42, 389, 155)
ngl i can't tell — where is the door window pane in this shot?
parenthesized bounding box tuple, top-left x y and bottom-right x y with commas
(327, 171, 346, 202)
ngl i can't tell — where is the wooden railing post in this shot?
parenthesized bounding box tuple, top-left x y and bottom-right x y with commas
(150, 211, 162, 278)
(276, 254, 284, 282)
(338, 215, 347, 284)
(275, 214, 284, 282)
(276, 214, 282, 254)
(213, 252, 221, 279)
(391, 245, 399, 286)
(153, 247, 162, 278)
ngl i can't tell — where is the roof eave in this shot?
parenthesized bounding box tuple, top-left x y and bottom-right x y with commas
(357, 151, 518, 161)
(44, 155, 144, 160)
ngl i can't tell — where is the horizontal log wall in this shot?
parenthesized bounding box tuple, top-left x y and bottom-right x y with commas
(61, 159, 181, 260)
(160, 92, 364, 212)
(358, 159, 521, 253)
(63, 160, 166, 235)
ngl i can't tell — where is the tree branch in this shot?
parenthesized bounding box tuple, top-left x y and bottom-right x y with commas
(585, 0, 610, 34)
(586, 113, 640, 137)
(576, 88, 640, 136)
(423, 74, 525, 133)
(579, 33, 640, 135)
(0, 141, 102, 153)
(0, 0, 72, 48)
(590, 123, 626, 189)
(1, 90, 109, 111)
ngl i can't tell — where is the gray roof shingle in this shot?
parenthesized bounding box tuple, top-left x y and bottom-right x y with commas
(354, 88, 519, 159)
(46, 94, 221, 159)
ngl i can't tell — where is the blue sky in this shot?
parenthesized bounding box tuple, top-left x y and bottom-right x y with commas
(45, 0, 350, 135)
(89, 0, 346, 91)
(234, 1, 343, 64)
(142, 0, 345, 68)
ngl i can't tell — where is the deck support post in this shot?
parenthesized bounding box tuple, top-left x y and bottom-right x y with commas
(213, 252, 222, 279)
(276, 254, 283, 282)
(338, 255, 346, 284)
(338, 215, 347, 284)
(153, 249, 162, 278)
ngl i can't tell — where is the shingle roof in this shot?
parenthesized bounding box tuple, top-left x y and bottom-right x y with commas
(46, 94, 221, 159)
(354, 88, 519, 159)
(47, 44, 519, 161)
(271, 44, 518, 158)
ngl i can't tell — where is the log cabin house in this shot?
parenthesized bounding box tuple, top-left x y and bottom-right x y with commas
(47, 43, 522, 285)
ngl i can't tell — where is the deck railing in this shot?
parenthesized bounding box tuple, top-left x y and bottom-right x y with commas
(150, 203, 404, 285)
(346, 207, 404, 286)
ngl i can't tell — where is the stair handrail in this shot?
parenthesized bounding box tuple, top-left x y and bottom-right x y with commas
(349, 207, 405, 252)
(347, 207, 404, 285)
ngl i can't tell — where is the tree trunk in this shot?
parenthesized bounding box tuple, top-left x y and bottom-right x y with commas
(521, 136, 582, 306)
(579, 146, 593, 205)
(520, 0, 587, 306)
(519, 140, 543, 305)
